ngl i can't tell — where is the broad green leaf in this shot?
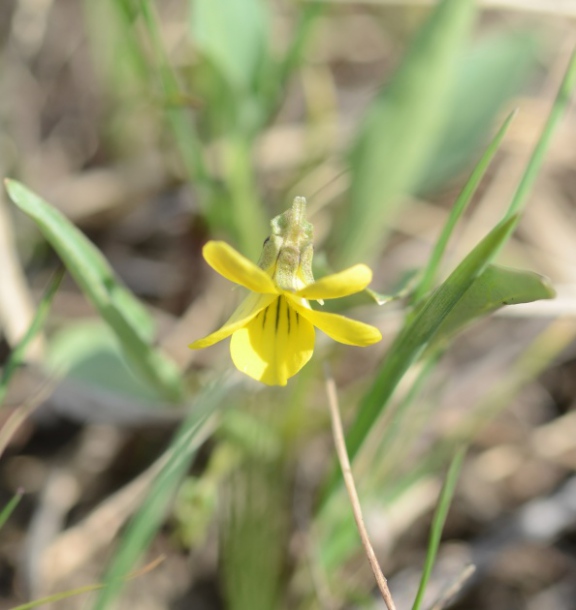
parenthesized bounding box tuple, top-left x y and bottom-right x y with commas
(417, 31, 540, 193)
(431, 264, 555, 343)
(46, 319, 166, 404)
(343, 214, 518, 469)
(190, 0, 269, 93)
(92, 381, 226, 610)
(4, 180, 183, 403)
(338, 0, 475, 266)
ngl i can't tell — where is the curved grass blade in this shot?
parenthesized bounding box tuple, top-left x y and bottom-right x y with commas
(10, 556, 164, 610)
(342, 214, 518, 479)
(138, 0, 211, 190)
(328, 47, 576, 493)
(91, 381, 228, 610)
(277, 4, 323, 88)
(414, 110, 516, 302)
(0, 269, 63, 407)
(4, 180, 184, 403)
(411, 447, 466, 610)
(506, 48, 576, 219)
(0, 489, 24, 531)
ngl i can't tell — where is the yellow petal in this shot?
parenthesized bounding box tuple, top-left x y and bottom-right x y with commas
(203, 241, 277, 294)
(295, 264, 373, 300)
(230, 296, 315, 386)
(287, 295, 381, 346)
(189, 293, 276, 349)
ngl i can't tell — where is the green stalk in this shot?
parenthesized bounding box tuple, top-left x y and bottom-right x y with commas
(0, 489, 24, 531)
(138, 0, 211, 194)
(411, 447, 466, 610)
(0, 269, 63, 407)
(223, 135, 268, 259)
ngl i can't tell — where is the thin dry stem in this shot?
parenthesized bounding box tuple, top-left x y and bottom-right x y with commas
(0, 187, 44, 360)
(430, 564, 476, 610)
(324, 367, 398, 610)
(0, 379, 56, 458)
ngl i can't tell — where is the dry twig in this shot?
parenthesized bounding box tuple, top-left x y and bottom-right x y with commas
(429, 564, 476, 610)
(0, 186, 44, 359)
(324, 366, 398, 610)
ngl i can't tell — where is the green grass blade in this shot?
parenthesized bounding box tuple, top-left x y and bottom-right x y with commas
(0, 489, 23, 531)
(316, 352, 442, 572)
(91, 381, 227, 610)
(10, 556, 164, 610)
(338, 0, 475, 266)
(4, 180, 183, 403)
(344, 214, 518, 471)
(506, 49, 576, 218)
(138, 0, 211, 191)
(84, 0, 148, 88)
(411, 447, 466, 610)
(276, 3, 324, 94)
(371, 349, 442, 473)
(11, 583, 104, 610)
(0, 269, 63, 407)
(414, 110, 516, 302)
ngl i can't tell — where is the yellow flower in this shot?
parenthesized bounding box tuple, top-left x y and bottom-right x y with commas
(189, 241, 382, 386)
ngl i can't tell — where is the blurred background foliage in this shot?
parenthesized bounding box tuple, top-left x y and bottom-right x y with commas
(1, 1, 576, 609)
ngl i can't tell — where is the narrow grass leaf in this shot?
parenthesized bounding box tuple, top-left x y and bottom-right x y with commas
(507, 48, 576, 218)
(274, 4, 324, 102)
(91, 381, 227, 610)
(83, 0, 148, 94)
(414, 110, 516, 301)
(4, 180, 183, 403)
(138, 0, 211, 190)
(0, 489, 23, 531)
(344, 214, 518, 470)
(13, 582, 113, 610)
(11, 556, 164, 610)
(0, 269, 63, 407)
(339, 0, 475, 266)
(411, 447, 466, 610)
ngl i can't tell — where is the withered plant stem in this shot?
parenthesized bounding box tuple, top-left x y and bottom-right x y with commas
(324, 366, 398, 610)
